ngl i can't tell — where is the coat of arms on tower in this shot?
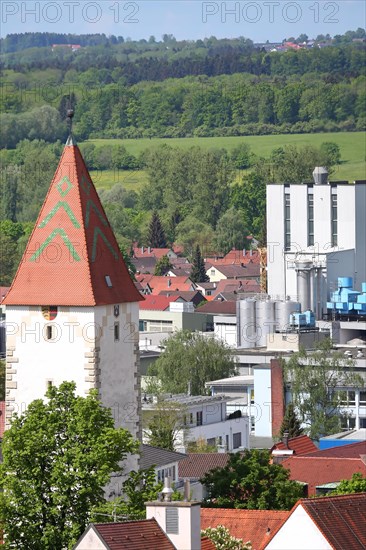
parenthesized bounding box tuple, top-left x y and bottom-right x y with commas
(41, 306, 58, 320)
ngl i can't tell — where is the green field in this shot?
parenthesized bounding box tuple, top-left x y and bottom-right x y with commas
(88, 132, 366, 188)
(90, 168, 147, 192)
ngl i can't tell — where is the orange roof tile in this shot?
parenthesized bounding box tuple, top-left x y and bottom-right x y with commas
(271, 435, 318, 455)
(87, 519, 176, 549)
(147, 276, 195, 295)
(201, 508, 290, 550)
(4, 138, 142, 306)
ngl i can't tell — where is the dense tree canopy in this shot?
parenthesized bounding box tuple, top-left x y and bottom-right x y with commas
(330, 473, 366, 495)
(0, 382, 138, 549)
(201, 449, 304, 510)
(149, 330, 237, 395)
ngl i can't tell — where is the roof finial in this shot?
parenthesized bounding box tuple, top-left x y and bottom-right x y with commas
(65, 107, 77, 146)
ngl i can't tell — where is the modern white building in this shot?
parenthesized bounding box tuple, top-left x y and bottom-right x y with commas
(267, 169, 366, 317)
(142, 394, 250, 453)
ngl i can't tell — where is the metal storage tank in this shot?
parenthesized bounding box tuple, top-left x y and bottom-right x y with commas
(237, 299, 257, 348)
(255, 300, 276, 347)
(275, 301, 301, 332)
(295, 260, 312, 312)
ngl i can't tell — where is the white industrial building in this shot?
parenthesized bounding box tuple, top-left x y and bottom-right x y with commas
(266, 168, 366, 317)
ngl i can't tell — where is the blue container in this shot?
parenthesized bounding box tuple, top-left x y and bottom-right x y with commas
(338, 277, 353, 288)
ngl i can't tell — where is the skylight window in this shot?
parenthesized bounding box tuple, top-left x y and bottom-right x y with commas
(105, 275, 112, 287)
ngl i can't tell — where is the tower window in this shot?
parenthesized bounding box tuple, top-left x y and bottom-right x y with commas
(46, 325, 53, 340)
(114, 322, 120, 341)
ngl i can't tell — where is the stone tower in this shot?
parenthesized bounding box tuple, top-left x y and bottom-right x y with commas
(3, 133, 143, 482)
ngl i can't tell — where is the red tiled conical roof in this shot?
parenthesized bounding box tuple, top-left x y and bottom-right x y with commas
(4, 137, 143, 306)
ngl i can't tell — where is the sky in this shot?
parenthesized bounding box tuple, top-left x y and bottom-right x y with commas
(1, 0, 365, 43)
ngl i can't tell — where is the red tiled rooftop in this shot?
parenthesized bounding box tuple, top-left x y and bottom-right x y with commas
(139, 295, 180, 311)
(4, 141, 142, 306)
(201, 537, 216, 550)
(304, 440, 366, 458)
(300, 493, 366, 550)
(133, 247, 174, 260)
(178, 453, 230, 479)
(271, 435, 318, 456)
(147, 276, 195, 295)
(281, 455, 366, 496)
(90, 519, 175, 549)
(201, 508, 290, 550)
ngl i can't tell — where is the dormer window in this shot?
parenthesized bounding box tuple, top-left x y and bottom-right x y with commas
(105, 275, 112, 287)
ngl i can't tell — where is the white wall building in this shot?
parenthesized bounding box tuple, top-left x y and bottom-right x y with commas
(143, 394, 250, 453)
(267, 170, 366, 317)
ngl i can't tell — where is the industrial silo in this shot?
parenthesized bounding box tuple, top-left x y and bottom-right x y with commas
(295, 260, 312, 312)
(255, 300, 276, 347)
(237, 299, 257, 348)
(275, 300, 301, 332)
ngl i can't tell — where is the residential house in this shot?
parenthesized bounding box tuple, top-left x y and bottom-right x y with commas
(144, 276, 196, 295)
(281, 440, 366, 496)
(206, 263, 259, 284)
(74, 481, 217, 550)
(264, 493, 366, 550)
(201, 509, 290, 550)
(178, 453, 231, 500)
(133, 246, 177, 261)
(74, 519, 176, 549)
(140, 444, 187, 484)
(159, 290, 206, 308)
(194, 281, 218, 297)
(271, 435, 318, 464)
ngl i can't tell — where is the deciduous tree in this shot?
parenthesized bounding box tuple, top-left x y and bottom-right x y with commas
(284, 339, 364, 440)
(154, 255, 173, 276)
(201, 449, 303, 510)
(201, 525, 252, 550)
(0, 382, 138, 549)
(149, 330, 236, 396)
(330, 473, 366, 495)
